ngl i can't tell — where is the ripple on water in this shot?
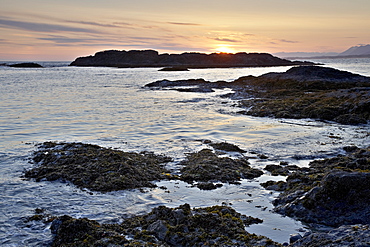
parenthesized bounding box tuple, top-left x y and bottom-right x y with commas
(0, 64, 369, 245)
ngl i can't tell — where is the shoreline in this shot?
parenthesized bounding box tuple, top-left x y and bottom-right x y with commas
(24, 141, 370, 246)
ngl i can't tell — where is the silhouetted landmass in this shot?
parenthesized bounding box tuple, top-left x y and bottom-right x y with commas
(8, 62, 43, 68)
(340, 44, 370, 56)
(69, 49, 315, 68)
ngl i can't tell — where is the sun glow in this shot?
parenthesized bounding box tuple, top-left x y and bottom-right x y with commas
(215, 45, 236, 54)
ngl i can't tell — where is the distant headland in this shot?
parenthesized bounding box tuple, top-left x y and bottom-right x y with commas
(69, 50, 315, 68)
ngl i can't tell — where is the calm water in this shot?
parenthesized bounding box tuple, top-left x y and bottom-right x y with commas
(0, 59, 369, 246)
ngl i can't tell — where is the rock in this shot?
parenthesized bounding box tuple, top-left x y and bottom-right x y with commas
(264, 164, 301, 176)
(159, 66, 189, 71)
(8, 62, 43, 68)
(237, 66, 370, 125)
(145, 66, 370, 124)
(70, 49, 315, 68)
(208, 141, 247, 153)
(289, 233, 302, 244)
(260, 66, 370, 88)
(147, 220, 168, 240)
(179, 149, 263, 186)
(196, 182, 223, 190)
(290, 225, 370, 247)
(24, 142, 173, 192)
(272, 146, 370, 227)
(49, 204, 277, 246)
(260, 180, 287, 191)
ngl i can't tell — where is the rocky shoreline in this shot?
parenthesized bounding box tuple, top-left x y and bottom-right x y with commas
(24, 141, 370, 246)
(69, 49, 315, 68)
(22, 65, 370, 246)
(145, 65, 370, 125)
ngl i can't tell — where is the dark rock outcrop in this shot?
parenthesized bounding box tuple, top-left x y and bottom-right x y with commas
(49, 204, 278, 247)
(290, 224, 370, 247)
(24, 142, 173, 192)
(9, 62, 43, 68)
(179, 149, 263, 189)
(271, 146, 370, 227)
(70, 49, 315, 68)
(145, 66, 370, 124)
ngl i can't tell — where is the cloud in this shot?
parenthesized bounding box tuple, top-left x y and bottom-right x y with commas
(38, 36, 91, 44)
(0, 18, 100, 33)
(167, 22, 202, 26)
(65, 20, 120, 28)
(214, 37, 239, 43)
(277, 39, 299, 44)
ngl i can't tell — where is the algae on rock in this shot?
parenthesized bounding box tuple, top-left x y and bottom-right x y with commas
(24, 142, 173, 192)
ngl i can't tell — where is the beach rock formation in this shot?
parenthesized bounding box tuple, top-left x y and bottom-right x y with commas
(145, 65, 370, 124)
(290, 224, 370, 247)
(69, 49, 315, 68)
(8, 62, 43, 68)
(24, 142, 173, 192)
(270, 146, 370, 227)
(48, 204, 279, 247)
(179, 149, 263, 189)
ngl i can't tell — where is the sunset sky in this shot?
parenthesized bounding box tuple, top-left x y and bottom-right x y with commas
(1, 0, 370, 61)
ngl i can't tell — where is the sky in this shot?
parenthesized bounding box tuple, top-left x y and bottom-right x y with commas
(1, 0, 370, 61)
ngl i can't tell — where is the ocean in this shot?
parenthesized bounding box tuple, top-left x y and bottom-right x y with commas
(1, 58, 369, 246)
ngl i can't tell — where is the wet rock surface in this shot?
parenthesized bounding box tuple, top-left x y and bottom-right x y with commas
(25, 142, 265, 192)
(24, 142, 173, 192)
(48, 203, 279, 247)
(290, 224, 370, 247)
(145, 66, 370, 124)
(270, 146, 370, 227)
(179, 149, 263, 189)
(70, 49, 314, 68)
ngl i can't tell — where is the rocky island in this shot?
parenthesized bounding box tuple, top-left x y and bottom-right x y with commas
(8, 62, 43, 68)
(69, 49, 315, 68)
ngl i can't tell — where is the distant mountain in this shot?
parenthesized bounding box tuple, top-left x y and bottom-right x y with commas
(340, 44, 370, 56)
(275, 44, 370, 59)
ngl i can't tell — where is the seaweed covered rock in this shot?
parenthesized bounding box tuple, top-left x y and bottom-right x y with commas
(179, 149, 263, 189)
(146, 65, 370, 124)
(24, 142, 172, 192)
(272, 146, 370, 227)
(238, 66, 370, 125)
(290, 224, 370, 247)
(50, 204, 278, 247)
(208, 141, 247, 153)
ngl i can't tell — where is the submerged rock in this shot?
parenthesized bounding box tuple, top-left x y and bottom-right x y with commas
(24, 142, 173, 192)
(50, 204, 277, 247)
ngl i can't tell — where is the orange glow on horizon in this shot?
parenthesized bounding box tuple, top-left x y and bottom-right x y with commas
(215, 45, 237, 54)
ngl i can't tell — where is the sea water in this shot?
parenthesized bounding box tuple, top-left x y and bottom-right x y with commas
(0, 59, 369, 246)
